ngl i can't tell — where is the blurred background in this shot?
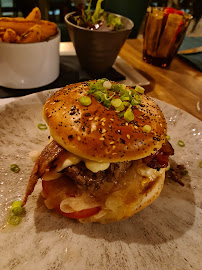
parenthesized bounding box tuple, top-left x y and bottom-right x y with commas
(0, 0, 201, 41)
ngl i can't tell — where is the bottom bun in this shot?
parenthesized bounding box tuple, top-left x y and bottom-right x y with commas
(41, 162, 166, 224)
(78, 173, 165, 224)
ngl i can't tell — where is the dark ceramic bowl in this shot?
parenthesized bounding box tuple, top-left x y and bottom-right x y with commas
(64, 12, 134, 74)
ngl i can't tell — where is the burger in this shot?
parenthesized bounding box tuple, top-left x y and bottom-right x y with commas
(22, 79, 174, 223)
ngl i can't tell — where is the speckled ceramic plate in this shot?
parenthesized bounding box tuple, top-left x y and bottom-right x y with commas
(0, 90, 201, 270)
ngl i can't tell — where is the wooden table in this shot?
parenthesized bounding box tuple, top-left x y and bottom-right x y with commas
(119, 38, 202, 121)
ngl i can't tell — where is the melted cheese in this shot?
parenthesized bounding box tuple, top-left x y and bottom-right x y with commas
(84, 160, 110, 173)
(136, 163, 164, 180)
(56, 153, 81, 172)
(60, 194, 99, 213)
(42, 152, 110, 181)
(42, 149, 167, 182)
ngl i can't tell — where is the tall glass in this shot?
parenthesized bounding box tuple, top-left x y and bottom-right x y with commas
(143, 7, 192, 68)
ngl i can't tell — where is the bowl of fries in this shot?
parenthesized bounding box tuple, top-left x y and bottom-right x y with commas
(0, 7, 60, 89)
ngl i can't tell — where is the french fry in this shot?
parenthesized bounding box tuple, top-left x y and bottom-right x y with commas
(15, 35, 21, 43)
(0, 17, 57, 41)
(26, 7, 41, 21)
(0, 27, 6, 38)
(3, 28, 17, 42)
(18, 25, 41, 43)
(0, 7, 58, 43)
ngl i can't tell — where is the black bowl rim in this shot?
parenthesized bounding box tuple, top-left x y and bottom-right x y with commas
(64, 11, 134, 33)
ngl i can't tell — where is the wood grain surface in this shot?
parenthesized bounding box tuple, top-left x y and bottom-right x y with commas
(119, 38, 202, 121)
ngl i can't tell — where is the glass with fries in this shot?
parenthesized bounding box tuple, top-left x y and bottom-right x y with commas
(143, 7, 192, 67)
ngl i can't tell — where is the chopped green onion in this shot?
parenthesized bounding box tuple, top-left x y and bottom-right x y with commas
(199, 161, 202, 168)
(87, 80, 144, 122)
(96, 91, 107, 102)
(121, 96, 130, 101)
(93, 91, 105, 102)
(111, 98, 122, 108)
(166, 135, 170, 140)
(116, 103, 125, 112)
(178, 140, 185, 147)
(10, 164, 20, 173)
(101, 78, 109, 82)
(119, 111, 125, 118)
(103, 80, 112, 89)
(8, 215, 21, 225)
(38, 123, 47, 130)
(143, 125, 151, 133)
(135, 85, 145, 94)
(111, 84, 123, 92)
(79, 96, 91, 106)
(131, 99, 140, 106)
(103, 99, 111, 108)
(124, 109, 134, 122)
(133, 92, 141, 100)
(11, 201, 22, 215)
(122, 101, 130, 107)
(120, 89, 129, 96)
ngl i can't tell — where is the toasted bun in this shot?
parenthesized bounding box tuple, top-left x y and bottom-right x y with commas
(43, 81, 167, 162)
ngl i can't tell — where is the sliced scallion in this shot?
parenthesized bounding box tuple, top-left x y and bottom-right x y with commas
(103, 99, 111, 108)
(124, 109, 134, 122)
(37, 123, 47, 130)
(111, 98, 122, 108)
(178, 140, 185, 147)
(131, 99, 140, 106)
(79, 96, 91, 106)
(166, 135, 170, 140)
(93, 91, 105, 102)
(116, 103, 125, 112)
(122, 101, 130, 107)
(121, 96, 130, 101)
(135, 85, 145, 94)
(10, 164, 20, 173)
(143, 125, 151, 133)
(8, 215, 21, 225)
(119, 111, 124, 118)
(103, 80, 112, 89)
(133, 92, 141, 100)
(11, 201, 22, 215)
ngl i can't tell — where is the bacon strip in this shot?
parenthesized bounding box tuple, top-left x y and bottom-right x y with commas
(22, 140, 65, 206)
(143, 140, 174, 170)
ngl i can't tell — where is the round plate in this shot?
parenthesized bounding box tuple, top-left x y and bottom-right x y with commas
(0, 89, 201, 270)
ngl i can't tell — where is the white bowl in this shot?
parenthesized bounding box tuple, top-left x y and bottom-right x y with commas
(0, 31, 60, 89)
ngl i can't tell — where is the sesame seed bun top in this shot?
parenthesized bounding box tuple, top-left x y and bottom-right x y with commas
(43, 81, 167, 162)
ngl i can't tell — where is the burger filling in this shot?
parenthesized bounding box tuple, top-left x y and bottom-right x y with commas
(23, 139, 174, 221)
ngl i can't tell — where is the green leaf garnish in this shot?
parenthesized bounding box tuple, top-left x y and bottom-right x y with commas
(107, 13, 122, 30)
(91, 0, 104, 24)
